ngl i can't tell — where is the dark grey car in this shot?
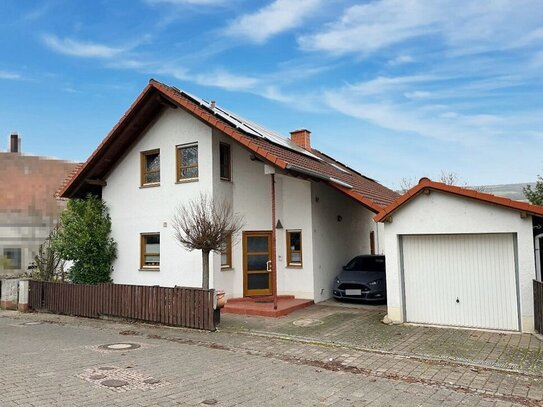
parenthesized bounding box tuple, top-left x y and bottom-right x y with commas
(332, 255, 386, 302)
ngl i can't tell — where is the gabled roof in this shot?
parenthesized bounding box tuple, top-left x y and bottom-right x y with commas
(374, 177, 543, 222)
(60, 79, 398, 212)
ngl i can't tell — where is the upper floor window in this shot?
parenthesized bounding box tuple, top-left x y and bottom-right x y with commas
(220, 143, 231, 181)
(286, 230, 302, 267)
(141, 149, 160, 186)
(141, 233, 160, 269)
(177, 143, 198, 181)
(3, 248, 21, 270)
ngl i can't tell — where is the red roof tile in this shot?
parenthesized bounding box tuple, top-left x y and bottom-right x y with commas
(61, 79, 399, 212)
(374, 177, 543, 222)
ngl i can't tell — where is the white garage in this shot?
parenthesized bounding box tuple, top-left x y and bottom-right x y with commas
(376, 178, 543, 333)
(402, 233, 519, 331)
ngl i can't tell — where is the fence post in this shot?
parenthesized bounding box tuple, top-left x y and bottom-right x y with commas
(17, 279, 30, 312)
(0, 278, 19, 310)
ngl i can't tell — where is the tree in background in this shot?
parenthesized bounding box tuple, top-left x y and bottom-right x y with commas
(33, 225, 66, 282)
(172, 193, 243, 289)
(53, 195, 117, 284)
(524, 173, 543, 205)
(399, 171, 485, 194)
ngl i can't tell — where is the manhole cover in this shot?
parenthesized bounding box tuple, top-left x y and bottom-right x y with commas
(143, 378, 160, 384)
(101, 379, 129, 388)
(202, 399, 218, 405)
(98, 343, 141, 351)
(20, 321, 43, 326)
(89, 374, 107, 380)
(293, 318, 323, 327)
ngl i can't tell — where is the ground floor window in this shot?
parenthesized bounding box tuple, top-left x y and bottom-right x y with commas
(221, 234, 232, 269)
(286, 230, 302, 267)
(141, 234, 160, 269)
(3, 248, 21, 269)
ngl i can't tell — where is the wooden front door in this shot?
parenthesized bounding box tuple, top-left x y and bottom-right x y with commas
(243, 231, 273, 296)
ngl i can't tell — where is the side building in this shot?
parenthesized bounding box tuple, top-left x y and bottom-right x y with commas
(0, 134, 80, 277)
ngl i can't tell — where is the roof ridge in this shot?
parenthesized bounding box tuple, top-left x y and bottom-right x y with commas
(375, 177, 543, 221)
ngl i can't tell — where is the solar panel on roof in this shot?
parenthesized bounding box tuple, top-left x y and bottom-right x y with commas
(180, 90, 322, 161)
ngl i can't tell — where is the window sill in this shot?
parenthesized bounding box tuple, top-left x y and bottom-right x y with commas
(176, 178, 199, 184)
(139, 268, 160, 272)
(286, 265, 303, 269)
(140, 183, 160, 189)
(220, 178, 232, 183)
(221, 266, 233, 271)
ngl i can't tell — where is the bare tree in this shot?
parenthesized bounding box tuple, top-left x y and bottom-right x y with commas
(172, 193, 243, 289)
(439, 171, 460, 186)
(33, 225, 66, 282)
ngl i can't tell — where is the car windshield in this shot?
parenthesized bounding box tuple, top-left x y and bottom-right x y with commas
(344, 256, 385, 272)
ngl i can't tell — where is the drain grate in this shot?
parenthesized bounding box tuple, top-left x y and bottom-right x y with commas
(98, 343, 141, 351)
(79, 366, 168, 393)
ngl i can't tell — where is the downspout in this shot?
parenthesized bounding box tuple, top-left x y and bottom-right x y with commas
(271, 173, 278, 310)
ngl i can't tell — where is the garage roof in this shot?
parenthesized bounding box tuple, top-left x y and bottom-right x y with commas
(374, 177, 543, 222)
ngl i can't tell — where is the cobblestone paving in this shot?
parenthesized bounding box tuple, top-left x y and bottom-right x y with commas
(220, 302, 543, 374)
(1, 311, 542, 406)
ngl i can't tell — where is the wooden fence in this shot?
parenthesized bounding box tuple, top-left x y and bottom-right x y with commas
(28, 281, 217, 331)
(535, 280, 543, 335)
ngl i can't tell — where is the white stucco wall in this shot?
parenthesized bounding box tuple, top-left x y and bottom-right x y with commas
(102, 106, 379, 302)
(210, 129, 314, 299)
(382, 190, 536, 332)
(310, 181, 377, 302)
(103, 107, 214, 287)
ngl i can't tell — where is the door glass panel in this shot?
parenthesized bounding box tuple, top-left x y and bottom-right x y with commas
(247, 255, 268, 271)
(247, 236, 268, 253)
(248, 273, 269, 290)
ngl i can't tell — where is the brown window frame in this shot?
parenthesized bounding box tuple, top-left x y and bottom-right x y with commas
(140, 233, 160, 270)
(176, 143, 199, 182)
(219, 142, 231, 181)
(370, 231, 375, 255)
(140, 149, 160, 187)
(286, 230, 302, 268)
(220, 233, 233, 270)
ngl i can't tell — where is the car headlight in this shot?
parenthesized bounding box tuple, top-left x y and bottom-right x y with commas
(368, 279, 383, 287)
(335, 278, 341, 284)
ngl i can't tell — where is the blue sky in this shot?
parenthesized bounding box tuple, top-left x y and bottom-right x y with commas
(1, 0, 542, 189)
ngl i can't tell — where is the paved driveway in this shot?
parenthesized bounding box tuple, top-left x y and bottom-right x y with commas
(220, 301, 543, 374)
(2, 309, 543, 406)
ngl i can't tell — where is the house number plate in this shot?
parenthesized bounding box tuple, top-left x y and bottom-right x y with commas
(345, 289, 362, 296)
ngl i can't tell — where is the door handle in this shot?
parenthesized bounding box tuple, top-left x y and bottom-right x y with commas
(266, 260, 272, 272)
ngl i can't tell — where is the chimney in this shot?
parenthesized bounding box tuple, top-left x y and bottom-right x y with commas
(9, 132, 20, 153)
(290, 129, 311, 150)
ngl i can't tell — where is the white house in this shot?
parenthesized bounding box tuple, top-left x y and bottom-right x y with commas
(60, 79, 398, 303)
(374, 178, 543, 333)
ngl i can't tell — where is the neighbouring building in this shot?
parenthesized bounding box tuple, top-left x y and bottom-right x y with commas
(0, 133, 80, 277)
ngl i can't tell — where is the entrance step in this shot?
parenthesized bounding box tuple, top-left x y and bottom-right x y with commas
(222, 297, 314, 317)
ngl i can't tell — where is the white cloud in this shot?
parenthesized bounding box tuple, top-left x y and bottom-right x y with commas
(388, 55, 415, 65)
(156, 65, 259, 91)
(404, 90, 430, 100)
(42, 35, 126, 58)
(225, 0, 322, 43)
(0, 70, 22, 80)
(299, 0, 543, 56)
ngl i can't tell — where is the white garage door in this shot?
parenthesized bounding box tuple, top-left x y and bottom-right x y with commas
(401, 234, 519, 331)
